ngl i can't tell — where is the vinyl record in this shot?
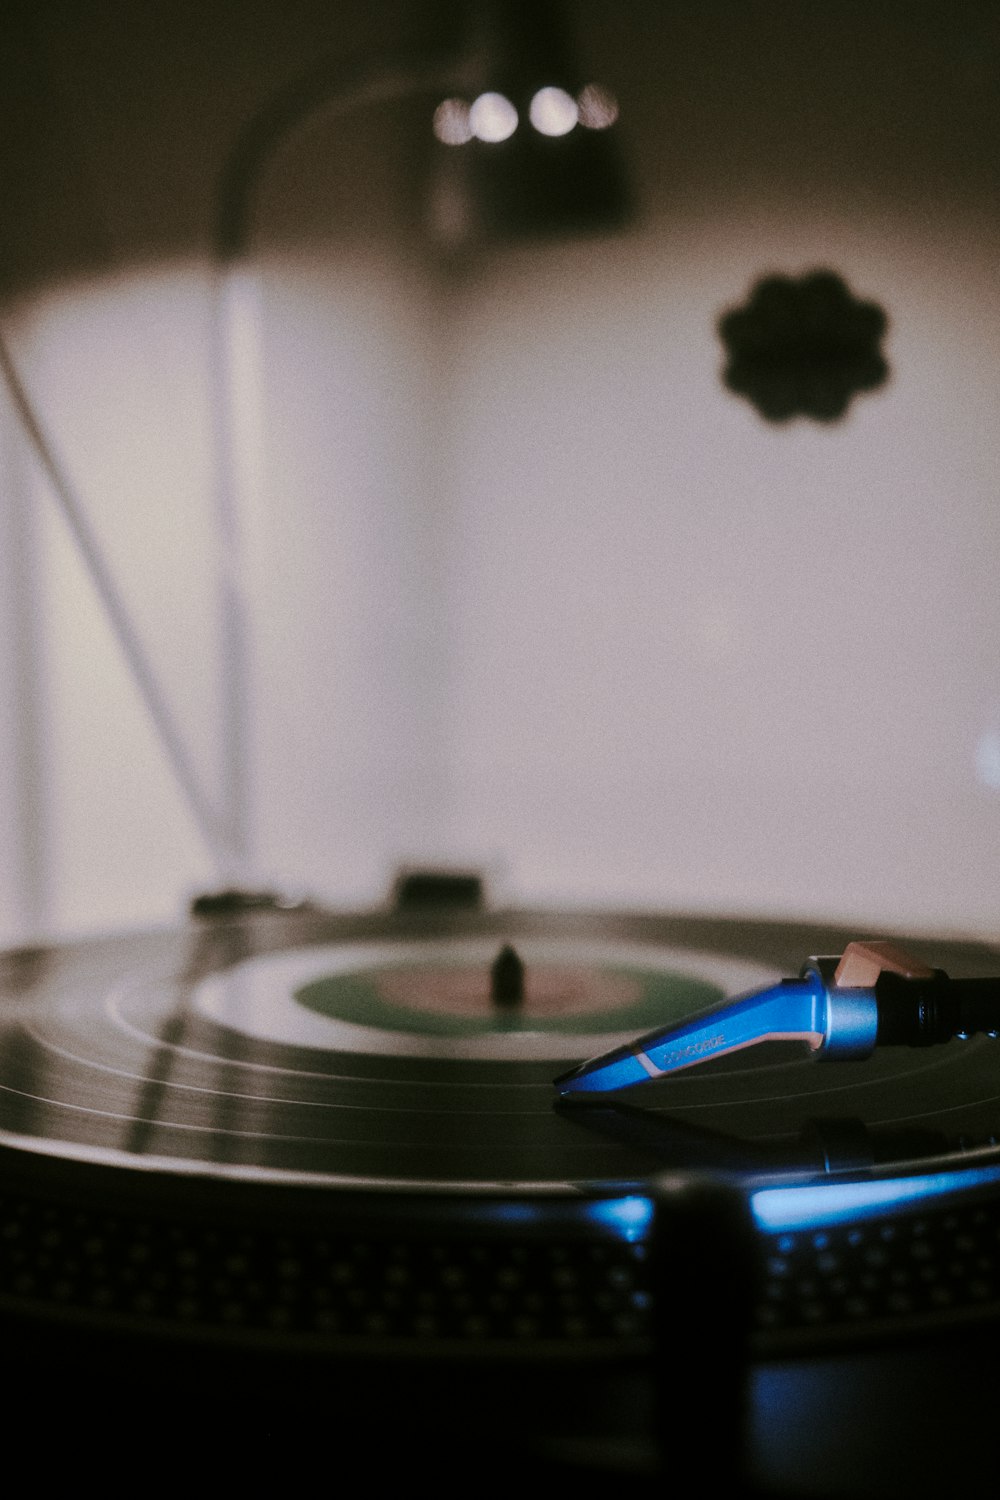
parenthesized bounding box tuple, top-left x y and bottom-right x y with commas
(2, 903, 998, 1191)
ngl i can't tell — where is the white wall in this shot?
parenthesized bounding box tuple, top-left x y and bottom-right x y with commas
(1, 2, 998, 942)
(440, 222, 1000, 932)
(0, 375, 47, 943)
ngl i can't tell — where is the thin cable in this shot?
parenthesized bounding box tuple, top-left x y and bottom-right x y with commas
(0, 328, 231, 873)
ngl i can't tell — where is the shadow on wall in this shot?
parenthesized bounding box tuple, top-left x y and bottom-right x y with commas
(718, 269, 889, 423)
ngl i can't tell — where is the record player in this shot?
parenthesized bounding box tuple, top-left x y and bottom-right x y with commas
(2, 2, 1000, 1493)
(3, 881, 1000, 1491)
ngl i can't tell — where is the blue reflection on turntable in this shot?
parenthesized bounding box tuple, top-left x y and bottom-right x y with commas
(751, 1160, 1000, 1233)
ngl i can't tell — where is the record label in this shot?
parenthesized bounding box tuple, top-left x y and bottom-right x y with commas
(189, 938, 776, 1058)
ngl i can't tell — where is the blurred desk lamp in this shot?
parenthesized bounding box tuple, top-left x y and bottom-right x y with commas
(0, 2, 629, 908)
(208, 0, 630, 898)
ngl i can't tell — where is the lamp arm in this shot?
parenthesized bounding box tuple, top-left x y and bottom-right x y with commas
(214, 48, 468, 264)
(207, 45, 467, 888)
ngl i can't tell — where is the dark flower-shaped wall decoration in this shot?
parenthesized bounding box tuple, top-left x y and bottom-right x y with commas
(718, 270, 889, 423)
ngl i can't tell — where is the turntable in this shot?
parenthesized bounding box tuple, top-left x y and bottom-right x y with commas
(3, 881, 1000, 1490)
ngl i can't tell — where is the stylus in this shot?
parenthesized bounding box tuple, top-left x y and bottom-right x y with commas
(554, 940, 1000, 1095)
